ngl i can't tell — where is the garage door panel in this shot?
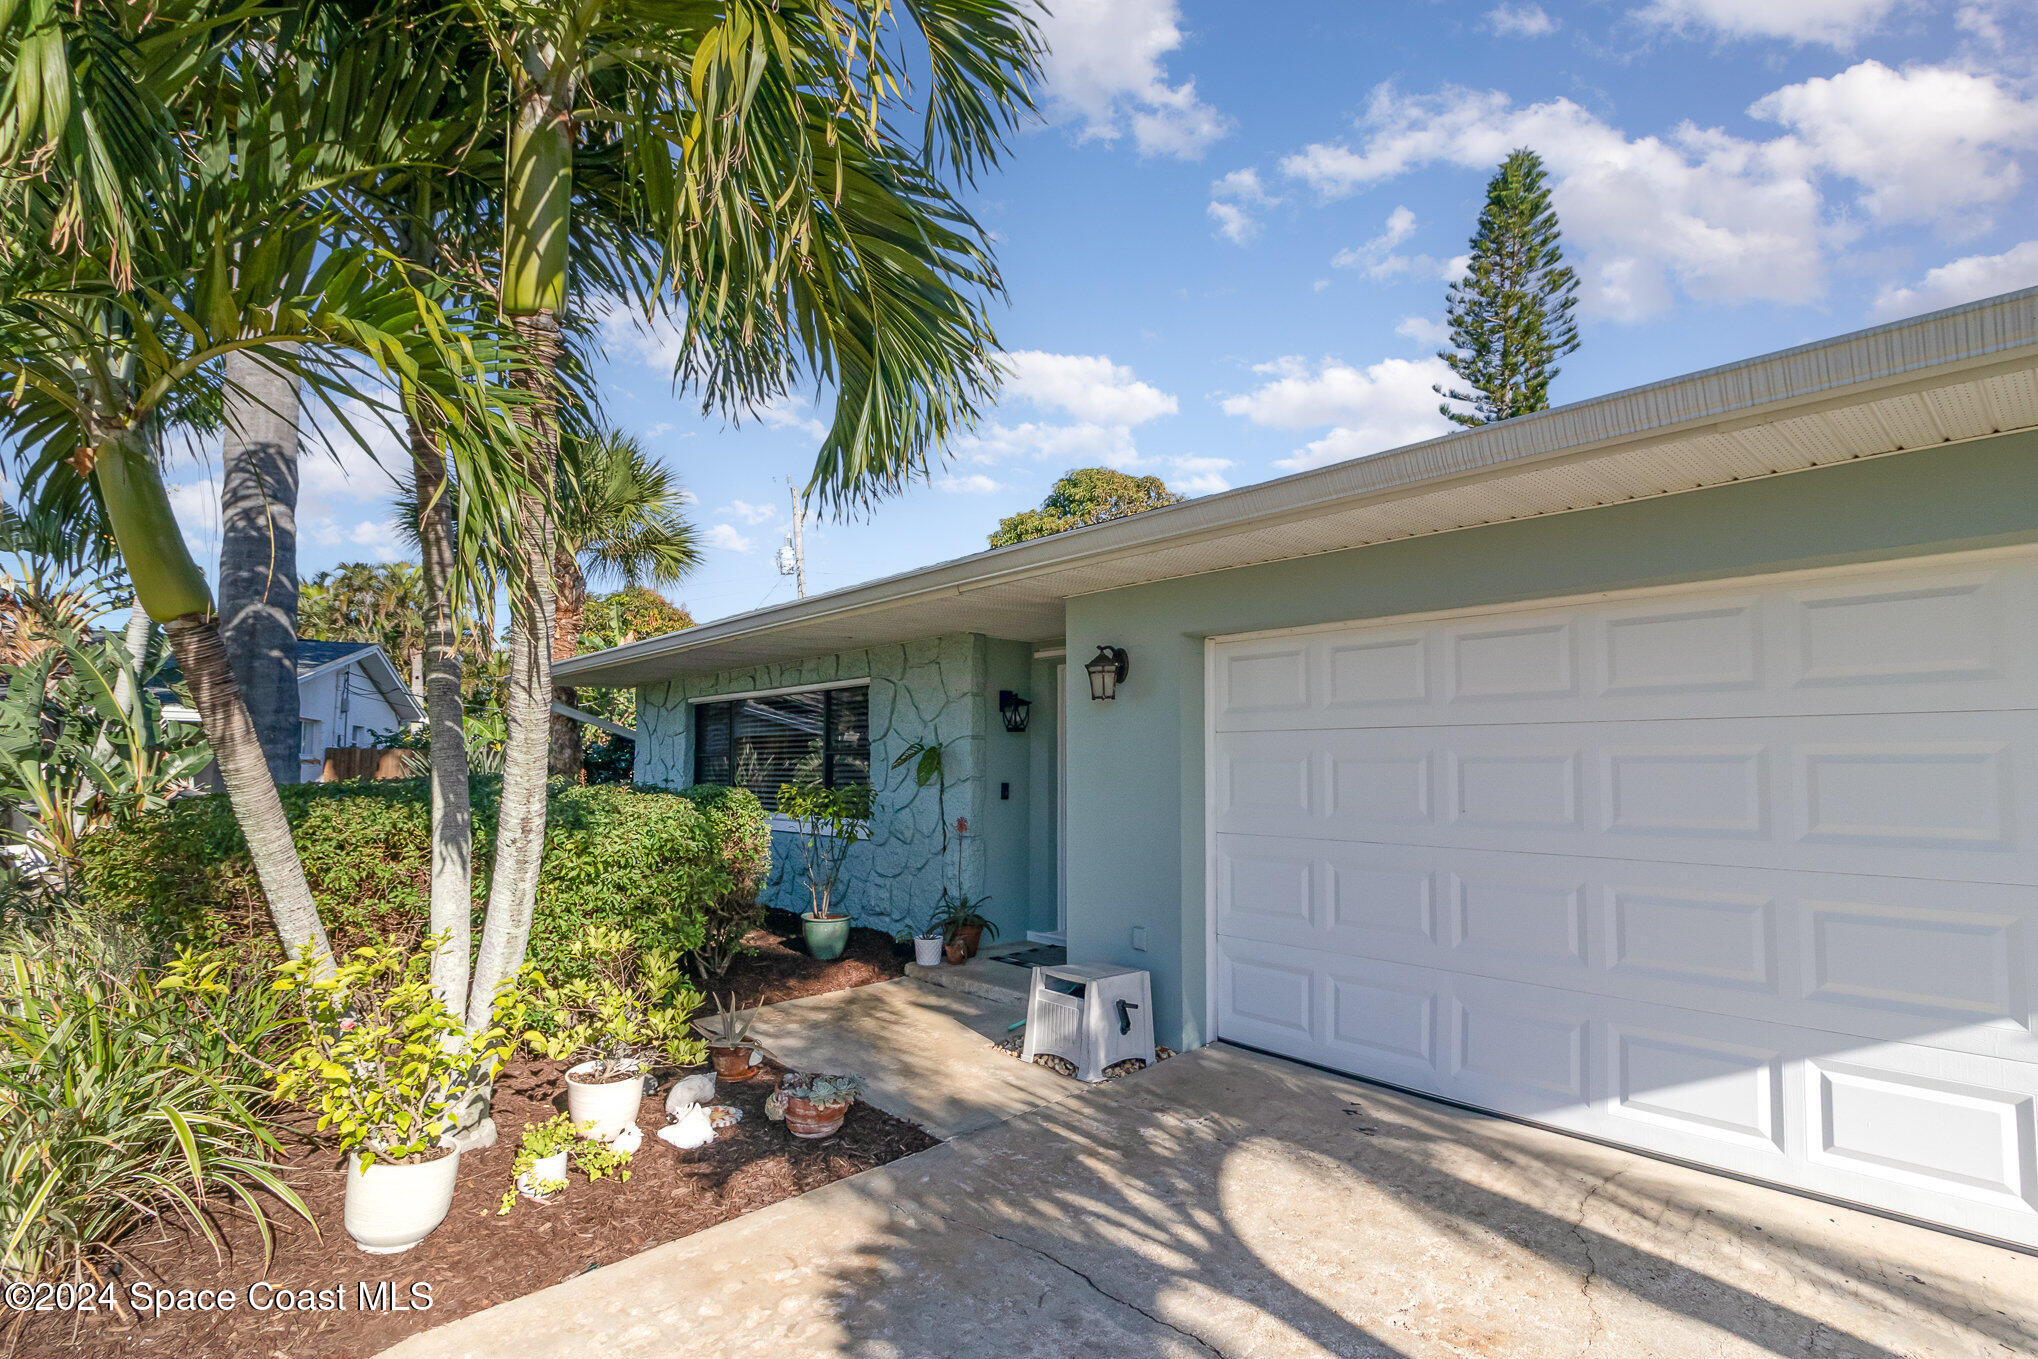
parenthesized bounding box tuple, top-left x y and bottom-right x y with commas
(1211, 556, 2038, 733)
(1211, 550, 2038, 1246)
(1218, 833, 2038, 1062)
(1220, 940, 2038, 1244)
(1213, 712, 2038, 884)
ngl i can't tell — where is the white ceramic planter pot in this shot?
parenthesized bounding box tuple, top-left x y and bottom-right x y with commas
(913, 936, 944, 966)
(344, 1149, 460, 1254)
(516, 1148, 569, 1200)
(565, 1059, 644, 1140)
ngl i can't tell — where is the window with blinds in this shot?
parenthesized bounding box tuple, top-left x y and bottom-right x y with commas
(692, 685, 870, 811)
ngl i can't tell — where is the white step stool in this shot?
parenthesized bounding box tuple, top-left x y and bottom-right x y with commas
(1021, 964, 1156, 1083)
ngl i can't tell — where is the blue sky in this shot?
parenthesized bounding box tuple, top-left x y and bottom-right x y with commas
(169, 0, 2038, 627)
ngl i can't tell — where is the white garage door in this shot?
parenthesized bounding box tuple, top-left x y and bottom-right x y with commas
(1209, 548, 2038, 1249)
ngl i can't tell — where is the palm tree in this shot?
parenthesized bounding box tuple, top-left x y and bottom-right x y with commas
(0, 0, 521, 972)
(449, 0, 1043, 1031)
(217, 349, 304, 787)
(548, 431, 697, 777)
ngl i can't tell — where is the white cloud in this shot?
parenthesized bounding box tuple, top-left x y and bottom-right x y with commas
(999, 351, 1178, 426)
(749, 395, 829, 440)
(935, 473, 1008, 495)
(722, 499, 780, 526)
(955, 420, 1145, 470)
(1165, 454, 1233, 496)
(1636, 0, 1902, 48)
(1207, 201, 1257, 246)
(1207, 167, 1280, 244)
(704, 524, 754, 554)
(1036, 0, 1229, 158)
(1872, 240, 2038, 319)
(347, 519, 406, 562)
(1750, 61, 2038, 227)
(1280, 80, 1838, 320)
(1395, 315, 1451, 347)
(1222, 355, 1458, 472)
(595, 298, 688, 373)
(1329, 205, 1449, 280)
(1485, 3, 1558, 37)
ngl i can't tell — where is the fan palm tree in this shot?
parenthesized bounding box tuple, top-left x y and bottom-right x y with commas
(548, 431, 697, 777)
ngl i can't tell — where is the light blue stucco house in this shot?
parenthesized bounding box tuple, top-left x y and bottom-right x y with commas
(560, 289, 2038, 1253)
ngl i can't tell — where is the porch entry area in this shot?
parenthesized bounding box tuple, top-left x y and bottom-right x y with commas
(1208, 545, 2038, 1249)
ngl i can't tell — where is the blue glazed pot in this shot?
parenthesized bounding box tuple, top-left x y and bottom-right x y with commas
(803, 914, 851, 960)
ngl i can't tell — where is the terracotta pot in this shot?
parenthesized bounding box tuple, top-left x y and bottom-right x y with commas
(709, 1045, 758, 1081)
(955, 923, 984, 958)
(783, 1095, 849, 1139)
(942, 938, 968, 965)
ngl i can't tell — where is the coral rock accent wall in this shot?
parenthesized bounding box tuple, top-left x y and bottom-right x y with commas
(634, 633, 988, 934)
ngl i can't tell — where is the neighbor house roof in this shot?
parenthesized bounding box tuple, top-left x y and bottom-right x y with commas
(559, 287, 2038, 689)
(155, 638, 425, 725)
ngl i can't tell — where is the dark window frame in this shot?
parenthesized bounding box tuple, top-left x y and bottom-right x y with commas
(691, 683, 871, 811)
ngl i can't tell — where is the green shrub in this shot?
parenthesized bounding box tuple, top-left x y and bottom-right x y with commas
(0, 916, 307, 1283)
(76, 779, 771, 984)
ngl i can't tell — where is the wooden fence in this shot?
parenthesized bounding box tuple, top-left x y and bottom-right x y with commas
(318, 747, 414, 782)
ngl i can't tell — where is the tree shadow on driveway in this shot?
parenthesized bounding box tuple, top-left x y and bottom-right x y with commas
(812, 1045, 2035, 1358)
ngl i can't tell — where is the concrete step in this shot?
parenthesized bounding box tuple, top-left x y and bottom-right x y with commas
(904, 953, 1031, 1004)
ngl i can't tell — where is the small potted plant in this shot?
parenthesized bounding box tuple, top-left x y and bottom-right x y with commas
(772, 1071, 866, 1139)
(505, 1113, 583, 1207)
(931, 891, 1000, 960)
(525, 926, 706, 1142)
(499, 1113, 636, 1214)
(273, 941, 522, 1255)
(911, 919, 944, 967)
(694, 991, 761, 1080)
(779, 781, 873, 960)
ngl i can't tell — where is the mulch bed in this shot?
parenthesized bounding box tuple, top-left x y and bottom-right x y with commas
(704, 907, 907, 1008)
(18, 1050, 932, 1359)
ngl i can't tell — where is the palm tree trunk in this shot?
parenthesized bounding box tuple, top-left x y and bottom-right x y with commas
(467, 311, 560, 1032)
(93, 427, 333, 970)
(217, 350, 302, 786)
(468, 69, 571, 1033)
(547, 553, 585, 781)
(409, 416, 474, 1018)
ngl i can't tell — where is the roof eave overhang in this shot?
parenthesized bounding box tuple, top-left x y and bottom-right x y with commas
(560, 287, 2038, 690)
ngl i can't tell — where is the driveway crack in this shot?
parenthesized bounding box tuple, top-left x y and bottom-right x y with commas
(904, 1203, 1227, 1357)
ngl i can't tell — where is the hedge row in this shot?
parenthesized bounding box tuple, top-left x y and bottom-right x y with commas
(77, 778, 771, 979)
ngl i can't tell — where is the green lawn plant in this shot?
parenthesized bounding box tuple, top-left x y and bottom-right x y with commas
(523, 925, 705, 1077)
(930, 892, 999, 948)
(271, 940, 524, 1169)
(0, 917, 306, 1284)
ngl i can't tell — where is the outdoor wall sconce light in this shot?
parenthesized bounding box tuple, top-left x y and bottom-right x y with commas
(1085, 645, 1130, 701)
(999, 689, 1032, 733)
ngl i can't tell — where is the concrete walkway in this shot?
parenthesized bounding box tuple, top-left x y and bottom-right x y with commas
(738, 977, 1073, 1138)
(384, 1042, 2037, 1359)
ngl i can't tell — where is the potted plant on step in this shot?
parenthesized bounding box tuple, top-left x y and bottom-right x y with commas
(931, 890, 1000, 961)
(768, 1071, 866, 1139)
(273, 941, 523, 1254)
(911, 920, 945, 967)
(526, 926, 706, 1143)
(695, 991, 762, 1080)
(779, 780, 872, 960)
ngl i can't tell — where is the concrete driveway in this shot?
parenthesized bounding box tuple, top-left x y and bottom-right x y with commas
(385, 1043, 2036, 1359)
